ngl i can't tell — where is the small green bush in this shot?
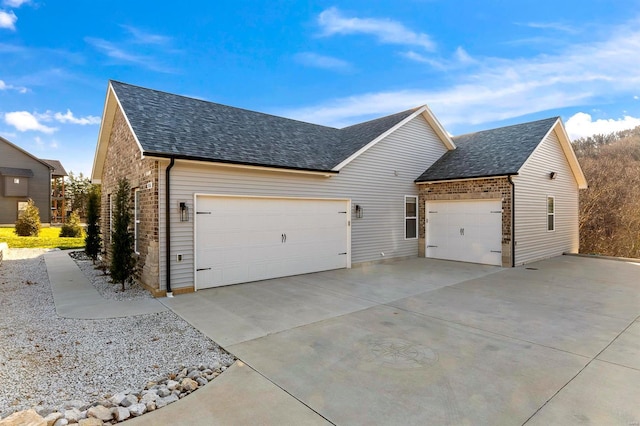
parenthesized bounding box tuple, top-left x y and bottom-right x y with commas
(60, 211, 83, 238)
(15, 199, 41, 237)
(85, 186, 101, 263)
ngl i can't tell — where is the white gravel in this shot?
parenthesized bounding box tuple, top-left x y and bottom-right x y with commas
(70, 251, 151, 301)
(0, 249, 235, 419)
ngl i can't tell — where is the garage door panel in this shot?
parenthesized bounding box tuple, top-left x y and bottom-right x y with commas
(196, 197, 349, 289)
(426, 200, 502, 266)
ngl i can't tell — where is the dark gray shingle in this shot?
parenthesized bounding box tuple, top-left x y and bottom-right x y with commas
(415, 117, 558, 182)
(40, 159, 67, 177)
(111, 81, 416, 172)
(0, 167, 34, 177)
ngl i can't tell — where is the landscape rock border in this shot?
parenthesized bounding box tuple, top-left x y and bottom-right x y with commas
(0, 363, 230, 425)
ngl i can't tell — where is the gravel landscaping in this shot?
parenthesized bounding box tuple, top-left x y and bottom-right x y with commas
(0, 249, 235, 421)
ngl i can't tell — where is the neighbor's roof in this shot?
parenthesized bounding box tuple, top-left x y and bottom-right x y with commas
(0, 167, 34, 177)
(108, 81, 426, 172)
(40, 159, 68, 177)
(415, 117, 560, 182)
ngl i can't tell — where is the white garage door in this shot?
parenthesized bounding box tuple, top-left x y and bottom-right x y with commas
(426, 199, 502, 266)
(195, 196, 350, 289)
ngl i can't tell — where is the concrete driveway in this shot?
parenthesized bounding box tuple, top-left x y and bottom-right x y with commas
(145, 256, 639, 425)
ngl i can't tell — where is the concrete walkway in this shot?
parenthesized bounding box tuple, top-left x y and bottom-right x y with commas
(44, 250, 167, 319)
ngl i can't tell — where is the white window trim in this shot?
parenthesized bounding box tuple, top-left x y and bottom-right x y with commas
(405, 195, 418, 240)
(547, 196, 555, 232)
(134, 189, 141, 254)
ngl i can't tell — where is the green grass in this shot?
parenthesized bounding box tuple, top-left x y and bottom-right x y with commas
(0, 227, 85, 250)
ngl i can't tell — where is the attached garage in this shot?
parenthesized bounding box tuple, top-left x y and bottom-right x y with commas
(425, 199, 503, 266)
(195, 195, 351, 289)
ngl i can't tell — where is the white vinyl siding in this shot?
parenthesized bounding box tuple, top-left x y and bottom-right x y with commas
(512, 129, 579, 265)
(157, 115, 448, 290)
(405, 195, 417, 239)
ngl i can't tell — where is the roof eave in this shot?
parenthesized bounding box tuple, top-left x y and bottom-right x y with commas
(415, 173, 517, 184)
(91, 81, 146, 184)
(144, 152, 338, 177)
(551, 118, 588, 189)
(419, 106, 456, 150)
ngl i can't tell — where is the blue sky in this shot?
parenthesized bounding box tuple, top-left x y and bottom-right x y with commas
(1, 0, 640, 177)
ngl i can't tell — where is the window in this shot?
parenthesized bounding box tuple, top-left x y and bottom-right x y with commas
(134, 189, 141, 253)
(108, 194, 113, 235)
(405, 196, 418, 239)
(13, 178, 19, 184)
(547, 196, 555, 231)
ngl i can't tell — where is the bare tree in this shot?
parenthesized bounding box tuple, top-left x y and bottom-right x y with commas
(575, 128, 640, 258)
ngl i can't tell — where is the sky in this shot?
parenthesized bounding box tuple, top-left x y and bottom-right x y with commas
(1, 0, 640, 177)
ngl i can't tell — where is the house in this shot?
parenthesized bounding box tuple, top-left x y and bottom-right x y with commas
(0, 136, 59, 225)
(41, 159, 68, 223)
(91, 81, 586, 297)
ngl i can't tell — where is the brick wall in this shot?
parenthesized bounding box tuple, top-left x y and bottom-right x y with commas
(100, 107, 160, 290)
(417, 177, 513, 267)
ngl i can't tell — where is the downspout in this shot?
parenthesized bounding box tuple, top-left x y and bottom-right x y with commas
(165, 157, 175, 297)
(508, 175, 515, 267)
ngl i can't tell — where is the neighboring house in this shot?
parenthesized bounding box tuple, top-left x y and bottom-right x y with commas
(92, 81, 586, 296)
(41, 159, 68, 223)
(0, 136, 56, 225)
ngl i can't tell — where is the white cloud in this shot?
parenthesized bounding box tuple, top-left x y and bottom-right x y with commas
(121, 25, 171, 45)
(5, 111, 57, 133)
(400, 51, 441, 67)
(295, 52, 352, 71)
(0, 79, 27, 93)
(454, 47, 475, 64)
(0, 10, 17, 30)
(86, 37, 144, 63)
(318, 7, 435, 51)
(3, 0, 29, 7)
(53, 109, 100, 125)
(401, 46, 475, 69)
(85, 37, 176, 73)
(282, 18, 640, 129)
(565, 112, 640, 140)
(519, 22, 578, 34)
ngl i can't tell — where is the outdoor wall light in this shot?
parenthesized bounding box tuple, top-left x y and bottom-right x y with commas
(179, 202, 189, 222)
(355, 204, 364, 219)
(549, 172, 557, 180)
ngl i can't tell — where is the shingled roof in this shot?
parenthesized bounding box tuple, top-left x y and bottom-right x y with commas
(415, 117, 559, 182)
(110, 81, 418, 172)
(40, 159, 67, 177)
